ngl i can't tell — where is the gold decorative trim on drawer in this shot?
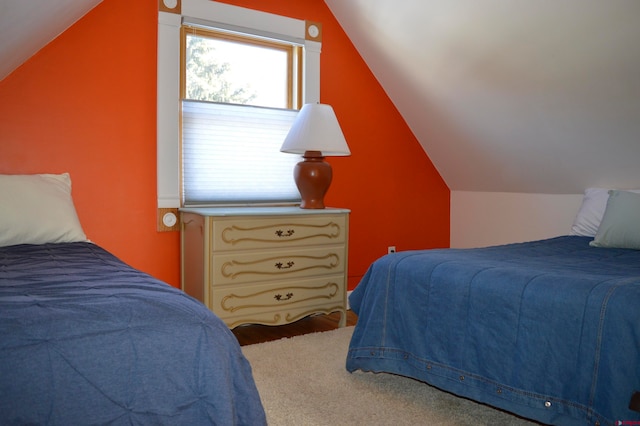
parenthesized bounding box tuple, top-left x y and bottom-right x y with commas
(285, 305, 345, 324)
(224, 305, 345, 329)
(222, 221, 341, 245)
(220, 281, 340, 313)
(213, 216, 346, 249)
(227, 313, 283, 328)
(221, 253, 340, 279)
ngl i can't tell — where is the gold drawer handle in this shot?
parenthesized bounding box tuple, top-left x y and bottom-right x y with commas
(274, 292, 294, 301)
(275, 261, 295, 270)
(275, 229, 295, 237)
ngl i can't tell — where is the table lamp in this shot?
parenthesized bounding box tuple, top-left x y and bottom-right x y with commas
(280, 103, 351, 209)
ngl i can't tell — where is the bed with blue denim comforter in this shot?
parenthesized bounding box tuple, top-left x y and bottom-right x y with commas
(347, 236, 640, 426)
(0, 242, 266, 425)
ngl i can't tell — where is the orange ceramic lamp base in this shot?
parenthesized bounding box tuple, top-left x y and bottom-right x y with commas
(294, 151, 332, 209)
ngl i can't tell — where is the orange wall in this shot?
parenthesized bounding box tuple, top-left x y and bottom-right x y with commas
(0, 0, 449, 290)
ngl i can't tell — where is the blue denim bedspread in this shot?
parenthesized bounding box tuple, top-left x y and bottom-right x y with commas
(347, 236, 640, 426)
(0, 242, 266, 426)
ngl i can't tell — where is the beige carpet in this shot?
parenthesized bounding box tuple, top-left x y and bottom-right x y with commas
(241, 326, 541, 426)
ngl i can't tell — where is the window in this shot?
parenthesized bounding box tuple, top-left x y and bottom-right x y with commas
(157, 1, 322, 209)
(182, 27, 301, 109)
(181, 26, 304, 206)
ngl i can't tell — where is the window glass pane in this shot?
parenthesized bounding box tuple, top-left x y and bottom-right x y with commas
(185, 33, 289, 109)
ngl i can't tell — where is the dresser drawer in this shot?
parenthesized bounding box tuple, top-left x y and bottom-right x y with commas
(211, 275, 345, 324)
(211, 214, 346, 251)
(211, 245, 346, 286)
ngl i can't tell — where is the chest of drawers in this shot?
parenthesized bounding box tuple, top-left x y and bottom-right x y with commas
(180, 207, 349, 329)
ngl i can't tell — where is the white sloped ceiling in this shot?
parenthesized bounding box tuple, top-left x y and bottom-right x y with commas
(0, 0, 102, 81)
(325, 0, 640, 193)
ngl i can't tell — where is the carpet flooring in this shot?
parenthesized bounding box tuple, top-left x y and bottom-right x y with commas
(241, 326, 541, 425)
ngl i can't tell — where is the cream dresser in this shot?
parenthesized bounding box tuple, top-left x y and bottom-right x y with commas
(180, 207, 350, 329)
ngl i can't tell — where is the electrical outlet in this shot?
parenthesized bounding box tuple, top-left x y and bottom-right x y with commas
(388, 246, 396, 254)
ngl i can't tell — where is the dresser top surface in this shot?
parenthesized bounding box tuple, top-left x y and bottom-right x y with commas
(180, 206, 350, 217)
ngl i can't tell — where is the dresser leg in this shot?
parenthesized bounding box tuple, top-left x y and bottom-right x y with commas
(338, 309, 347, 328)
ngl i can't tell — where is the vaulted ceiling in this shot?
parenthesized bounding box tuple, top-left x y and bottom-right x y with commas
(3, 0, 640, 194)
(325, 0, 640, 193)
(0, 0, 103, 81)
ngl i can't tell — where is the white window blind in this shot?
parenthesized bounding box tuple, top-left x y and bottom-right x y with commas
(182, 100, 301, 205)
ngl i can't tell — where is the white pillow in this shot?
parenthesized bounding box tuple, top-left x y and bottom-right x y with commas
(0, 173, 87, 247)
(590, 190, 640, 250)
(570, 187, 640, 237)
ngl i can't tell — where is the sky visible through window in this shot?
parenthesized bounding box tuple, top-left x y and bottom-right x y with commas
(209, 38, 288, 109)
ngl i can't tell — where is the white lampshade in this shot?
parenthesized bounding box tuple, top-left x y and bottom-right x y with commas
(280, 103, 351, 156)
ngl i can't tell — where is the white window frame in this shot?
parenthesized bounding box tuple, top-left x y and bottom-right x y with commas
(157, 0, 321, 208)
